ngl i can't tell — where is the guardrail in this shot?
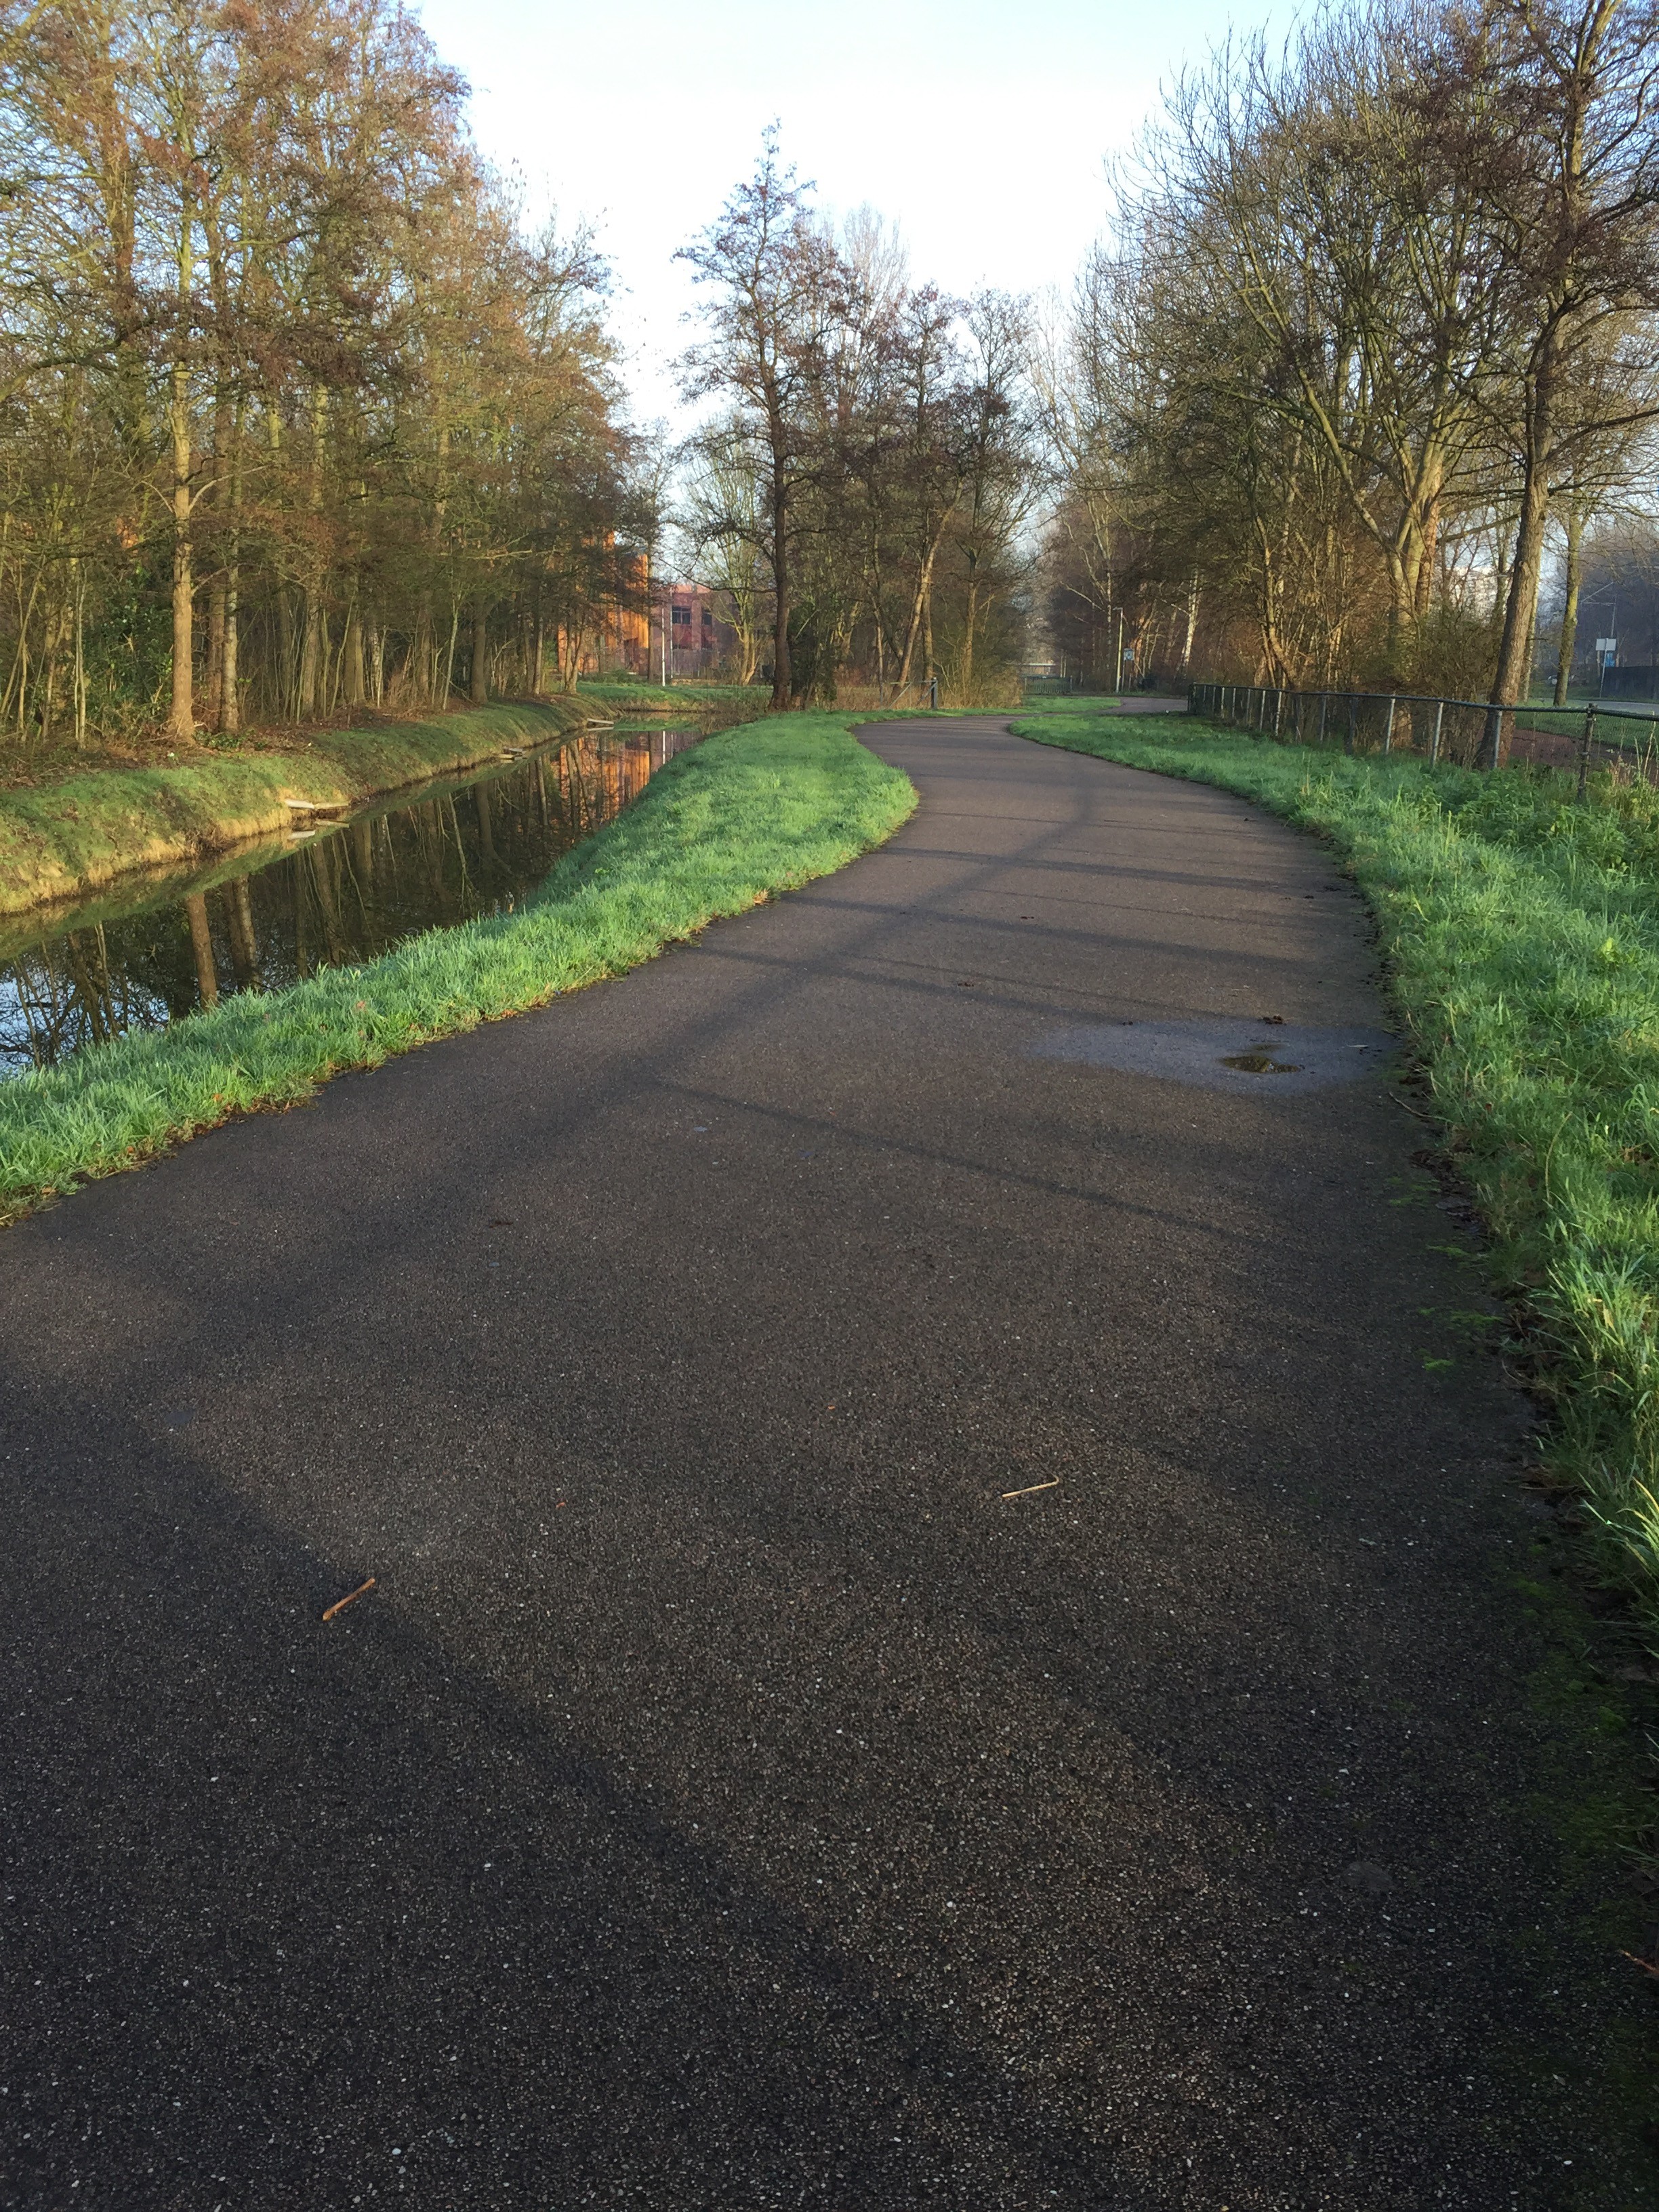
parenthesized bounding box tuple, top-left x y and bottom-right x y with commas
(1189, 680, 1659, 794)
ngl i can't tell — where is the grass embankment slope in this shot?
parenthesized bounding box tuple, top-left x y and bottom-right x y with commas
(0, 698, 594, 918)
(1012, 709, 1659, 1627)
(0, 714, 916, 1226)
(576, 679, 761, 712)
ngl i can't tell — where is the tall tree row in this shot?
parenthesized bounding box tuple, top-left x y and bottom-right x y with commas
(0, 0, 640, 759)
(677, 135, 1038, 709)
(1042, 0, 1659, 723)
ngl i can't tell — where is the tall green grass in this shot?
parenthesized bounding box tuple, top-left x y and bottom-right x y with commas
(0, 714, 915, 1225)
(1012, 710, 1659, 1635)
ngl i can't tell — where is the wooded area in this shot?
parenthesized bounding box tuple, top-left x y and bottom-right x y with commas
(3, 0, 1657, 763)
(0, 0, 642, 763)
(676, 133, 1038, 710)
(1040, 0, 1659, 714)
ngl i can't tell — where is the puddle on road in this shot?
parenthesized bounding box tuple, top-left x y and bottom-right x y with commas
(1, 725, 700, 1079)
(1031, 1017, 1395, 1094)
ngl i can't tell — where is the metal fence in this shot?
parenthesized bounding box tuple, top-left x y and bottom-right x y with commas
(1189, 680, 1659, 794)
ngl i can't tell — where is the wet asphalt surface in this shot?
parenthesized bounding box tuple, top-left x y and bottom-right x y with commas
(0, 716, 1645, 2207)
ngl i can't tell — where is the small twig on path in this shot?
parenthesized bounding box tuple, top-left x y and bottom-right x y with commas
(1002, 1480, 1061, 1500)
(322, 1576, 377, 1622)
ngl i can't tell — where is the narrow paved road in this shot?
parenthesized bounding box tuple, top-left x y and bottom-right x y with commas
(0, 718, 1638, 2207)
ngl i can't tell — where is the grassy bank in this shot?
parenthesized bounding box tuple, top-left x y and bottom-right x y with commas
(1010, 710, 1659, 1634)
(0, 714, 916, 1227)
(576, 679, 762, 712)
(0, 699, 594, 918)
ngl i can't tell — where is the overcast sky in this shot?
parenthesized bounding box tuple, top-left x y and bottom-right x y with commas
(411, 0, 1272, 426)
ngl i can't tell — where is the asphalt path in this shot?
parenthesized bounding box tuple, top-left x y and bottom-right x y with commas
(0, 716, 1641, 2207)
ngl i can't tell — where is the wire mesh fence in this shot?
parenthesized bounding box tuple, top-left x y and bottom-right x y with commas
(1189, 680, 1659, 794)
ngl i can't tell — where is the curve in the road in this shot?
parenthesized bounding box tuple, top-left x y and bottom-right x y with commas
(0, 715, 1639, 2207)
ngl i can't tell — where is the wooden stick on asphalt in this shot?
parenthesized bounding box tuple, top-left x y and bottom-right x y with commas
(322, 1576, 377, 1622)
(1001, 1480, 1060, 1500)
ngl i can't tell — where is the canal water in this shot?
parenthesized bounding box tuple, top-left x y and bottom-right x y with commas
(0, 726, 700, 1080)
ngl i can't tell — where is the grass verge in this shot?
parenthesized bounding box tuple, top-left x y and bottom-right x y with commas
(1010, 710, 1659, 1637)
(0, 699, 594, 917)
(0, 714, 916, 1227)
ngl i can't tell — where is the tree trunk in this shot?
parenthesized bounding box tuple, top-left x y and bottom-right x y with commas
(344, 602, 365, 708)
(169, 371, 194, 740)
(298, 598, 324, 718)
(277, 589, 296, 718)
(770, 476, 791, 709)
(470, 592, 489, 705)
(221, 556, 239, 734)
(896, 504, 955, 695)
(205, 577, 225, 729)
(1554, 506, 1584, 707)
(168, 175, 194, 743)
(1414, 493, 1440, 621)
(442, 605, 459, 701)
(1490, 340, 1561, 755)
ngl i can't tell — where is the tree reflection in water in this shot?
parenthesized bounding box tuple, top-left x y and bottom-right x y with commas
(1, 729, 694, 1078)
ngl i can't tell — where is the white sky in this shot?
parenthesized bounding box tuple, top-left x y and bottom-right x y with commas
(412, 0, 1275, 429)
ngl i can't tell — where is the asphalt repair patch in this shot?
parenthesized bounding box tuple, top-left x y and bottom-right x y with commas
(1030, 1017, 1397, 1095)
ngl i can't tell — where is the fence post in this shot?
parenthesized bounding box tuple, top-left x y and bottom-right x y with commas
(1345, 694, 1357, 754)
(1479, 704, 1501, 770)
(1317, 693, 1328, 744)
(1577, 708, 1596, 800)
(1274, 689, 1284, 735)
(1429, 700, 1444, 766)
(1382, 695, 1395, 754)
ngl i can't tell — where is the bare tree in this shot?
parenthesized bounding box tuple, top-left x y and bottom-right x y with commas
(677, 129, 843, 709)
